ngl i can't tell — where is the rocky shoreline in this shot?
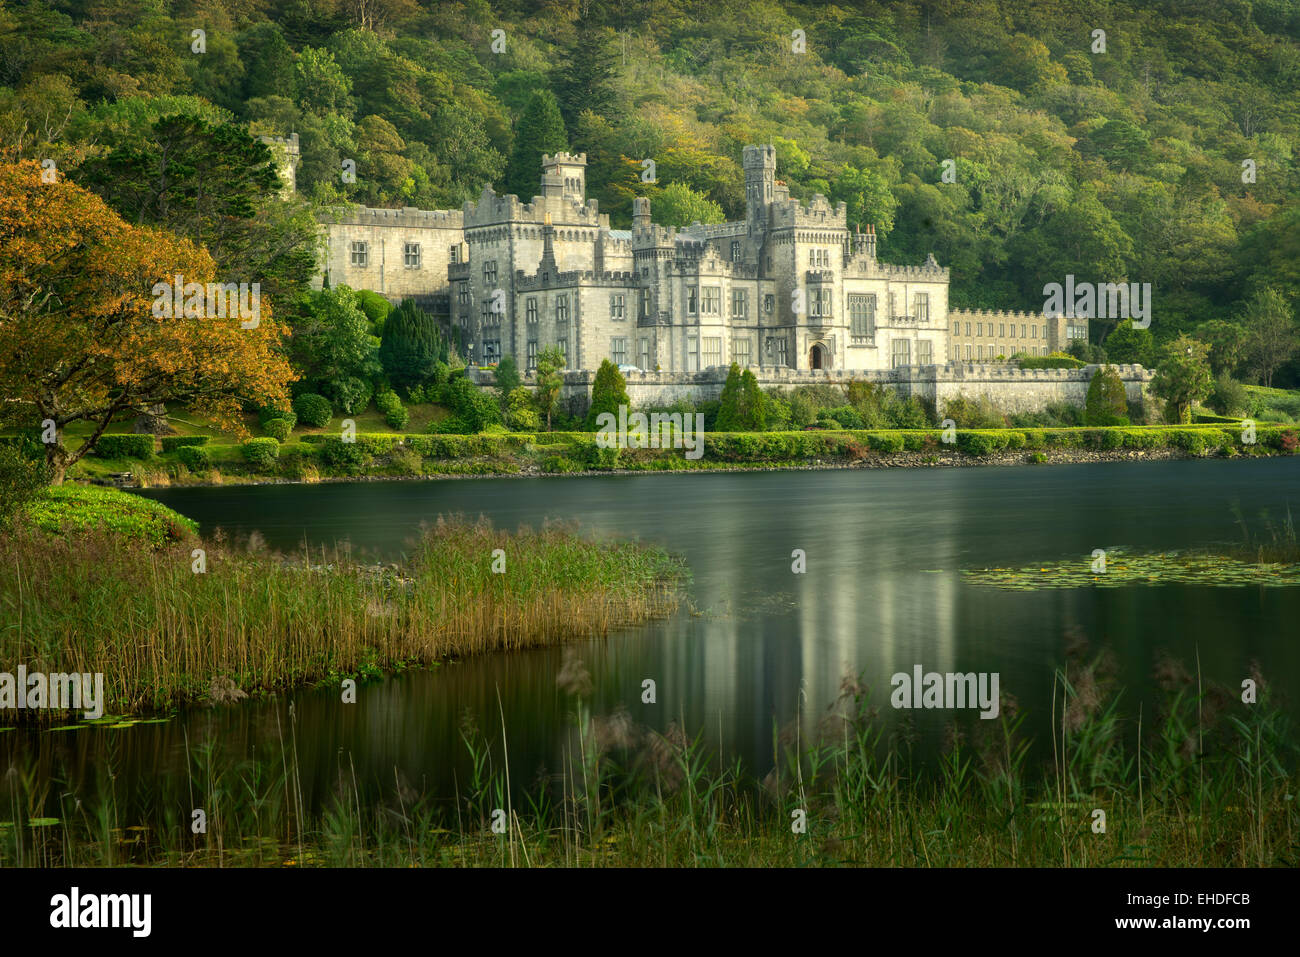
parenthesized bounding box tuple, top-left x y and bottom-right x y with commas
(84, 443, 1263, 491)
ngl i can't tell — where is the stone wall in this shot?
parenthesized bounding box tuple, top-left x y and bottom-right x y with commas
(466, 362, 1154, 418)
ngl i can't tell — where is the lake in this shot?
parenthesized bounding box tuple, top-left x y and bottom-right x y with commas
(7, 458, 1299, 811)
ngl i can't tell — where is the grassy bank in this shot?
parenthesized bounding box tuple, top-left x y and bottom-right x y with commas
(3, 646, 1294, 867)
(1, 492, 686, 718)
(56, 422, 1300, 487)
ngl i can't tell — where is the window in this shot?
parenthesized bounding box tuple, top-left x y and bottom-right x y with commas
(731, 241, 741, 262)
(733, 337, 752, 367)
(773, 336, 788, 367)
(687, 287, 698, 314)
(458, 285, 470, 306)
(891, 339, 911, 368)
(557, 338, 567, 361)
(639, 338, 650, 370)
(965, 322, 971, 336)
(977, 322, 983, 337)
(611, 337, 628, 365)
(450, 244, 460, 264)
(484, 339, 501, 364)
(1021, 324, 1027, 338)
(964, 345, 972, 360)
(977, 345, 984, 360)
(732, 289, 748, 319)
(703, 337, 722, 368)
(350, 241, 369, 267)
(889, 292, 898, 318)
(1068, 322, 1087, 340)
(484, 260, 497, 285)
(526, 298, 538, 324)
(1032, 325, 1038, 339)
(702, 286, 721, 316)
(914, 293, 929, 322)
(404, 242, 421, 269)
(953, 321, 960, 335)
(556, 295, 569, 322)
(639, 287, 651, 318)
(481, 300, 500, 327)
(610, 294, 625, 320)
(998, 323, 1005, 337)
(527, 340, 538, 371)
(849, 294, 876, 342)
(764, 294, 775, 314)
(917, 340, 933, 366)
(810, 287, 832, 317)
(809, 249, 829, 267)
(687, 335, 699, 372)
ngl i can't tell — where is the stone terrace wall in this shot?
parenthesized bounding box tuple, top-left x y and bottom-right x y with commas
(466, 363, 1154, 418)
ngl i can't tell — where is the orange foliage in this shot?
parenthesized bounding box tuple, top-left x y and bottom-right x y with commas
(0, 160, 296, 480)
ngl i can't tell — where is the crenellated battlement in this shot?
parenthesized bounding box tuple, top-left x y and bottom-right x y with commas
(319, 205, 464, 228)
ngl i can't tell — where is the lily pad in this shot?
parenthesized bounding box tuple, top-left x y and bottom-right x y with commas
(963, 547, 1300, 590)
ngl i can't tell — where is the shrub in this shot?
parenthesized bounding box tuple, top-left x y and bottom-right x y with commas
(94, 434, 155, 459)
(241, 437, 280, 469)
(1018, 352, 1085, 370)
(442, 377, 502, 432)
(257, 405, 296, 429)
(294, 393, 332, 428)
(160, 435, 210, 452)
(1004, 431, 1028, 450)
(1171, 430, 1209, 455)
(943, 395, 1006, 430)
(957, 432, 1001, 456)
(867, 432, 905, 454)
(505, 386, 541, 431)
(263, 417, 293, 442)
(542, 455, 584, 473)
(0, 444, 52, 528)
(1208, 374, 1248, 417)
(1023, 429, 1047, 449)
(388, 446, 422, 475)
(902, 432, 926, 451)
(375, 390, 409, 430)
(1099, 429, 1124, 450)
(326, 376, 373, 416)
(1085, 365, 1129, 425)
(176, 445, 211, 470)
(318, 438, 366, 469)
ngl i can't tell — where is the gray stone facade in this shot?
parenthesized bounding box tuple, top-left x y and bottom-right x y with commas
(317, 147, 973, 375)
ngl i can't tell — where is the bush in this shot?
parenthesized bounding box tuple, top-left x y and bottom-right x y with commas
(326, 376, 373, 416)
(262, 417, 293, 442)
(294, 393, 332, 428)
(241, 437, 280, 469)
(957, 431, 1007, 456)
(387, 446, 422, 475)
(94, 434, 155, 459)
(257, 405, 296, 429)
(0, 444, 51, 528)
(1018, 353, 1086, 369)
(867, 432, 905, 454)
(318, 438, 366, 469)
(160, 435, 210, 452)
(176, 445, 211, 470)
(442, 377, 502, 432)
(1208, 374, 1248, 417)
(375, 390, 409, 430)
(1085, 365, 1129, 425)
(542, 455, 584, 473)
(1004, 431, 1028, 450)
(943, 395, 1006, 430)
(1171, 429, 1209, 455)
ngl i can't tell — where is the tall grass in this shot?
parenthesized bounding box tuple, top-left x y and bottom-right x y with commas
(3, 644, 1294, 868)
(0, 516, 685, 718)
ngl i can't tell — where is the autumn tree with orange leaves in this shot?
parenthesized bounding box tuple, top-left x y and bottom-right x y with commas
(0, 161, 295, 484)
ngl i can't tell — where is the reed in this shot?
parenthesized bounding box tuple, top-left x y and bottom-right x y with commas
(3, 648, 1294, 868)
(0, 515, 685, 718)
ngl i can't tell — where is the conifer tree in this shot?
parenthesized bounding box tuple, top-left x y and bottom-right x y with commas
(379, 298, 447, 391)
(505, 90, 567, 198)
(585, 359, 630, 430)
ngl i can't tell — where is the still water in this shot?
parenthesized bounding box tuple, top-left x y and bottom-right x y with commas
(9, 459, 1300, 808)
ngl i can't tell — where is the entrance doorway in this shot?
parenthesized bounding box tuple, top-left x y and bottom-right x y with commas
(809, 343, 826, 370)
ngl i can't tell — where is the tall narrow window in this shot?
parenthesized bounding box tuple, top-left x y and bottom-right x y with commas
(703, 337, 722, 367)
(849, 294, 876, 342)
(914, 293, 929, 322)
(611, 337, 628, 365)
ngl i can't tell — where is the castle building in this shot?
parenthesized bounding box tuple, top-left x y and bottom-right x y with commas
(316, 146, 1084, 374)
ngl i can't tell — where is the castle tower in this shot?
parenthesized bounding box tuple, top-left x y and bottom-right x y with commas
(743, 144, 776, 230)
(632, 197, 651, 231)
(540, 151, 587, 201)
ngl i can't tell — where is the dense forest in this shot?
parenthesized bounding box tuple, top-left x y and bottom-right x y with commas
(1, 0, 1298, 387)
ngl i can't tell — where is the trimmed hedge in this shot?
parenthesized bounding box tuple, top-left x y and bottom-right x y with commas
(262, 418, 292, 442)
(160, 435, 210, 452)
(293, 393, 332, 428)
(241, 437, 280, 468)
(176, 445, 211, 470)
(94, 434, 155, 459)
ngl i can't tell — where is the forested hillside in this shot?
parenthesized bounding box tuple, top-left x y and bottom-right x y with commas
(2, 0, 1298, 386)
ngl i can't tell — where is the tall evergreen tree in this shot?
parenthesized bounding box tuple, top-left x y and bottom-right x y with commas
(505, 90, 567, 199)
(379, 298, 447, 391)
(585, 359, 630, 430)
(553, 23, 620, 128)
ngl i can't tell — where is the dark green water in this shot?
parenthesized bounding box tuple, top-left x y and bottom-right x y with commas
(7, 459, 1299, 810)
